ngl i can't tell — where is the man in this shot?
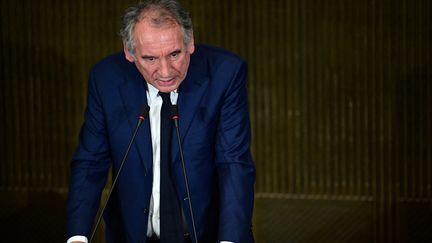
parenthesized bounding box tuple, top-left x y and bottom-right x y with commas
(66, 0, 255, 242)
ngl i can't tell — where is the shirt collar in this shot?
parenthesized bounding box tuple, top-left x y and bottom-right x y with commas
(146, 83, 178, 102)
(146, 83, 159, 102)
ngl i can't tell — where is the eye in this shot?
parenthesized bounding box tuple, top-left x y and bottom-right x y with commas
(170, 50, 181, 59)
(141, 56, 157, 63)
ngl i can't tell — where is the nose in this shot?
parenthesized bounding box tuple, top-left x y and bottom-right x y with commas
(158, 58, 171, 77)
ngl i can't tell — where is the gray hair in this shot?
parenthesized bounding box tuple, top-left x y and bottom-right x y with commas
(120, 0, 193, 55)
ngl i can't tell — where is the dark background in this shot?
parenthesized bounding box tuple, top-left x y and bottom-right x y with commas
(0, 0, 431, 242)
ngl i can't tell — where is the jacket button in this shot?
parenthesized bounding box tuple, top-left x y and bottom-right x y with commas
(143, 208, 149, 214)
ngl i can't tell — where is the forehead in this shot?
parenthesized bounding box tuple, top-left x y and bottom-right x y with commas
(133, 19, 184, 53)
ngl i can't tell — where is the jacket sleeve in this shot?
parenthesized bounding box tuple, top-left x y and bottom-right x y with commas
(66, 67, 112, 239)
(216, 60, 256, 243)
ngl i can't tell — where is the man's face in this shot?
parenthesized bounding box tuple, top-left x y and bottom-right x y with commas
(124, 20, 194, 93)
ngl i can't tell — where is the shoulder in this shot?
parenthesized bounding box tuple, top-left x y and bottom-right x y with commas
(190, 45, 247, 81)
(91, 52, 131, 74)
(87, 52, 142, 88)
(192, 44, 246, 68)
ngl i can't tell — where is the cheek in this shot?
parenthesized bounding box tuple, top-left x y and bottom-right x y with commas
(175, 57, 190, 74)
(136, 64, 155, 79)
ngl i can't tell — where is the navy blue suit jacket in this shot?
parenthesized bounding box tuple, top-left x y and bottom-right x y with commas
(66, 45, 255, 243)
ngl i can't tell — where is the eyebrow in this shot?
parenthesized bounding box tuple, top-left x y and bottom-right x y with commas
(170, 49, 181, 55)
(141, 55, 156, 59)
(140, 49, 182, 60)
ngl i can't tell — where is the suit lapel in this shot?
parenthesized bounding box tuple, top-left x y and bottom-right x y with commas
(171, 53, 209, 162)
(119, 60, 153, 175)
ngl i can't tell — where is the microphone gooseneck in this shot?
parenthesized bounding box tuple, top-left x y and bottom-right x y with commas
(170, 105, 199, 243)
(89, 105, 150, 243)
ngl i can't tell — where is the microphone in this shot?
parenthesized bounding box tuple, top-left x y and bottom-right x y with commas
(170, 105, 199, 243)
(89, 105, 150, 243)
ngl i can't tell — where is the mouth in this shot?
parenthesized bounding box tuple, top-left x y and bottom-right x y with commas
(157, 78, 176, 87)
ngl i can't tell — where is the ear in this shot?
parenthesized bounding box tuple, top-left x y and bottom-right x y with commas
(123, 43, 135, 62)
(187, 32, 195, 54)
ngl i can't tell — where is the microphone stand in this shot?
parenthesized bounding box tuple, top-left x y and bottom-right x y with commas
(171, 105, 199, 243)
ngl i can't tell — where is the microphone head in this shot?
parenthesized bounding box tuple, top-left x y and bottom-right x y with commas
(138, 105, 150, 120)
(170, 105, 179, 120)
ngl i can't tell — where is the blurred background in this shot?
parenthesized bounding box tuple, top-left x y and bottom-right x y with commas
(0, 0, 431, 242)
